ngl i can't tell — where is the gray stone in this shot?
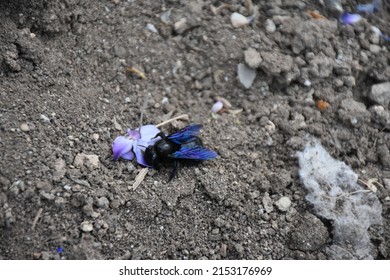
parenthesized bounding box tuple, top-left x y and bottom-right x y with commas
(265, 19, 276, 33)
(40, 191, 55, 200)
(338, 98, 370, 127)
(73, 153, 100, 170)
(96, 197, 110, 209)
(54, 197, 66, 207)
(275, 196, 292, 212)
(41, 251, 50, 260)
(237, 63, 257, 89)
(244, 48, 262, 69)
(113, 45, 127, 58)
(280, 18, 337, 54)
(80, 221, 94, 232)
(377, 145, 390, 168)
(10, 180, 23, 196)
(20, 123, 30, 132)
(383, 178, 390, 191)
(369, 44, 381, 54)
(369, 82, 390, 108)
(234, 243, 245, 256)
(370, 105, 390, 127)
(219, 244, 227, 258)
(259, 51, 293, 75)
(174, 18, 189, 34)
(309, 53, 334, 78)
(52, 158, 66, 181)
(146, 23, 158, 33)
(262, 192, 274, 213)
(214, 217, 226, 228)
(289, 212, 329, 252)
(0, 192, 7, 207)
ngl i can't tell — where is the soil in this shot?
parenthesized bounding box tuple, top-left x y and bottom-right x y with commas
(0, 0, 389, 260)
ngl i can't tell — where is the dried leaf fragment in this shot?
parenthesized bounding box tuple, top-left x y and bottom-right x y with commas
(127, 66, 146, 80)
(307, 10, 327, 20)
(130, 168, 149, 191)
(315, 99, 330, 111)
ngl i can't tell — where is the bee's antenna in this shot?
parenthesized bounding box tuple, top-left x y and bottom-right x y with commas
(139, 92, 151, 134)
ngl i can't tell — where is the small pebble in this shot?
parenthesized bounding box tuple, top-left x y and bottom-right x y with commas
(40, 115, 50, 123)
(80, 221, 94, 232)
(146, 23, 158, 33)
(275, 196, 292, 212)
(244, 47, 262, 69)
(220, 244, 227, 257)
(174, 18, 189, 34)
(265, 19, 276, 33)
(231, 12, 252, 28)
(41, 251, 50, 260)
(303, 80, 311, 87)
(211, 101, 223, 113)
(237, 63, 257, 89)
(262, 193, 274, 213)
(20, 123, 30, 132)
(113, 45, 127, 58)
(96, 197, 110, 209)
(113, 118, 122, 131)
(92, 133, 100, 141)
(369, 44, 381, 54)
(214, 217, 226, 228)
(73, 153, 100, 170)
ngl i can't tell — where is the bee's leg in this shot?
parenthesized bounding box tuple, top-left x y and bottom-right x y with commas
(153, 132, 167, 140)
(168, 160, 180, 182)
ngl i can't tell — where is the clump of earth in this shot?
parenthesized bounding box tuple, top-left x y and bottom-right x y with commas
(0, 0, 389, 260)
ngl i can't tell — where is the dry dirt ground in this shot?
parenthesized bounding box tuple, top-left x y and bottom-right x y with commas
(0, 0, 390, 260)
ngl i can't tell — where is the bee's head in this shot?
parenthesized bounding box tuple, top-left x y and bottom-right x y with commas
(144, 145, 158, 168)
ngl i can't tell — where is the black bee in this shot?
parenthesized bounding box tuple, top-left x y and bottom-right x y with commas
(144, 124, 217, 181)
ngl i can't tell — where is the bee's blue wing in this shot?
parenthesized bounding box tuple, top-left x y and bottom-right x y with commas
(167, 124, 202, 144)
(171, 146, 217, 160)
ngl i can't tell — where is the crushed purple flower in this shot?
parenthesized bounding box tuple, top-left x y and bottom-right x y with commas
(211, 100, 224, 113)
(381, 34, 390, 42)
(340, 12, 362, 25)
(371, 26, 390, 42)
(112, 124, 161, 166)
(356, 0, 381, 14)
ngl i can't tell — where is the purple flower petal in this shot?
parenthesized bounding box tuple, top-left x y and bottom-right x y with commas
(134, 145, 152, 167)
(356, 4, 375, 14)
(127, 129, 141, 140)
(371, 26, 390, 42)
(340, 12, 362, 25)
(112, 124, 161, 165)
(138, 124, 160, 141)
(381, 34, 390, 42)
(120, 151, 135, 161)
(357, 0, 381, 14)
(112, 136, 134, 160)
(134, 125, 161, 166)
(211, 101, 223, 113)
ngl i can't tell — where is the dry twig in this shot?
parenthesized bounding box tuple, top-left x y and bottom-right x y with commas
(31, 208, 43, 230)
(130, 168, 149, 191)
(358, 178, 382, 193)
(156, 114, 189, 128)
